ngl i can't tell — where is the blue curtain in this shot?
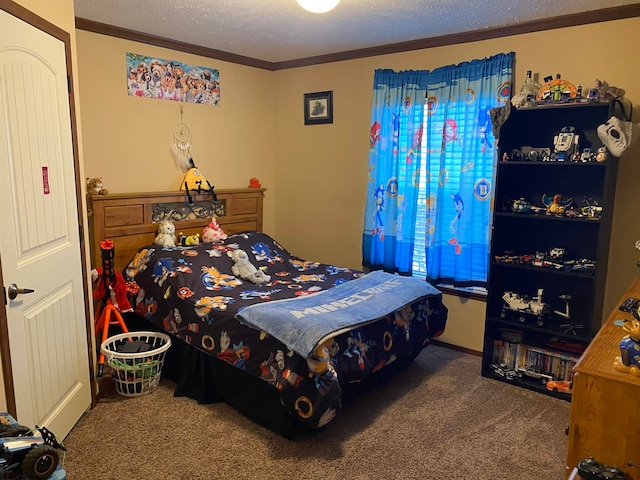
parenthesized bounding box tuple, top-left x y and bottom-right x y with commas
(362, 53, 514, 285)
(423, 53, 513, 287)
(362, 69, 429, 274)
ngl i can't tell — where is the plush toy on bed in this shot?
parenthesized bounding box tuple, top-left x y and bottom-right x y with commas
(201, 217, 227, 243)
(230, 249, 271, 285)
(178, 232, 201, 246)
(154, 219, 176, 247)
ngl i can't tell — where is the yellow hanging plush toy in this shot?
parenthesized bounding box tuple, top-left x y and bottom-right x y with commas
(180, 158, 217, 203)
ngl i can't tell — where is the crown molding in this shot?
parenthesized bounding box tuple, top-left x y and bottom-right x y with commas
(76, 4, 640, 71)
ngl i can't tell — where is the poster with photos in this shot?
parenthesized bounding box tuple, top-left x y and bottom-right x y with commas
(126, 52, 220, 106)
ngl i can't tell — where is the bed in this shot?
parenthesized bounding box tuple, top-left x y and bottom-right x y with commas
(88, 189, 448, 437)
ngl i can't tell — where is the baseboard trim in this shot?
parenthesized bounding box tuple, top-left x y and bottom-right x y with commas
(431, 339, 482, 357)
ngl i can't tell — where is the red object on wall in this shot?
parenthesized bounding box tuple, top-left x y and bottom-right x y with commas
(42, 166, 50, 194)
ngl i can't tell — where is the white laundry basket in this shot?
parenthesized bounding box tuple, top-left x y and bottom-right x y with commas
(100, 331, 172, 397)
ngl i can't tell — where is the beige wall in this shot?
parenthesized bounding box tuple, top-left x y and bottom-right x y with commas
(14, 0, 74, 31)
(75, 17, 640, 353)
(272, 18, 640, 352)
(76, 31, 278, 234)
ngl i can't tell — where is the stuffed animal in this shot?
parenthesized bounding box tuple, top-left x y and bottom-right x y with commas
(180, 158, 214, 193)
(613, 318, 640, 376)
(201, 217, 227, 243)
(179, 158, 218, 204)
(154, 219, 176, 247)
(178, 232, 201, 246)
(229, 249, 271, 285)
(86, 177, 109, 196)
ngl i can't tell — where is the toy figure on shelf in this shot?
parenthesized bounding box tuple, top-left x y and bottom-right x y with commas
(580, 198, 603, 220)
(511, 70, 540, 109)
(536, 74, 578, 104)
(501, 288, 549, 327)
(509, 198, 532, 214)
(542, 193, 572, 216)
(613, 318, 640, 376)
(553, 294, 584, 335)
(553, 126, 579, 161)
(589, 78, 626, 103)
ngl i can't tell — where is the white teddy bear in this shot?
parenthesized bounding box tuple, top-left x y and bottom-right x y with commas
(230, 249, 271, 285)
(154, 219, 176, 247)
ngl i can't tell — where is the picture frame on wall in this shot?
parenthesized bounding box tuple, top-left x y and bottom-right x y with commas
(304, 91, 333, 125)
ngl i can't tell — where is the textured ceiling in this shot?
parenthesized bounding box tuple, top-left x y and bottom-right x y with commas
(73, 0, 639, 63)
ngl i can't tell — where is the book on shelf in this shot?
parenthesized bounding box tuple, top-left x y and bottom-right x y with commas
(492, 339, 576, 381)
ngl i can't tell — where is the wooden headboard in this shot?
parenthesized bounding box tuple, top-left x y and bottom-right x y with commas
(87, 188, 266, 272)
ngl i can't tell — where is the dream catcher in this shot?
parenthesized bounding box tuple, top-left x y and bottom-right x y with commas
(171, 105, 192, 172)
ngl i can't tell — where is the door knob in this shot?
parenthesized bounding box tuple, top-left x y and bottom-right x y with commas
(7, 284, 34, 300)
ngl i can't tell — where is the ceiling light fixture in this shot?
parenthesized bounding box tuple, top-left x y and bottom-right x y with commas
(296, 0, 340, 13)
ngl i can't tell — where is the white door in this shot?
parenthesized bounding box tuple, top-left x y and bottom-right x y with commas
(0, 9, 91, 438)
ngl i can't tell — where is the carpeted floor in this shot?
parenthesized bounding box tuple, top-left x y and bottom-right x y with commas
(61, 345, 571, 480)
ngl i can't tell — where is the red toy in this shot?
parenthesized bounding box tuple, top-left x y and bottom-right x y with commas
(92, 239, 130, 377)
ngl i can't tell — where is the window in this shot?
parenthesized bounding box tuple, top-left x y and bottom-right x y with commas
(362, 53, 514, 289)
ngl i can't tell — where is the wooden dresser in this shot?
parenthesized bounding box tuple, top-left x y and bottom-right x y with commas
(87, 188, 265, 272)
(565, 276, 640, 479)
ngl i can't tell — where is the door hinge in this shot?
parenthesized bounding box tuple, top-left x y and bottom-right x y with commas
(3, 286, 6, 306)
(67, 75, 72, 94)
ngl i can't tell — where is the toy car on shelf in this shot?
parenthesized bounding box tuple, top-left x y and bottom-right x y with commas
(549, 247, 565, 259)
(541, 258, 564, 270)
(577, 457, 625, 480)
(494, 253, 516, 263)
(516, 365, 554, 384)
(515, 253, 534, 265)
(563, 259, 596, 275)
(0, 413, 65, 479)
(490, 363, 518, 381)
(546, 379, 572, 394)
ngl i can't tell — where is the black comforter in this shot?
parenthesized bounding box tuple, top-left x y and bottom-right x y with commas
(124, 231, 447, 430)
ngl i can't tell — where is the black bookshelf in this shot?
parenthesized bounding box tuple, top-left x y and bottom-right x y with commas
(480, 101, 622, 399)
